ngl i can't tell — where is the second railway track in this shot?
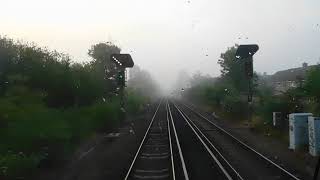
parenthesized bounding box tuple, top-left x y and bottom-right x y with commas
(124, 99, 302, 180)
(174, 100, 302, 180)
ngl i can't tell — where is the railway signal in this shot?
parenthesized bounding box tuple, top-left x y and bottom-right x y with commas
(235, 44, 259, 124)
(110, 54, 134, 112)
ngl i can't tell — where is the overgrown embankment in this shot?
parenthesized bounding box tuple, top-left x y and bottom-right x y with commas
(0, 37, 153, 180)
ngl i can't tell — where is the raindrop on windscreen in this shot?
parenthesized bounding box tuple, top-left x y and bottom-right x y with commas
(224, 88, 228, 92)
(4, 81, 8, 84)
(181, 88, 184, 91)
(102, 97, 106, 102)
(205, 54, 208, 57)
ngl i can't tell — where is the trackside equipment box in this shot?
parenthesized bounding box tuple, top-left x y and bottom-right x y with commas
(308, 117, 320, 156)
(289, 113, 313, 150)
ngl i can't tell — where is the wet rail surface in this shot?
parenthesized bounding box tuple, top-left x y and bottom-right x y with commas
(124, 100, 235, 180)
(168, 102, 232, 180)
(125, 99, 300, 180)
(124, 100, 173, 180)
(174, 100, 302, 180)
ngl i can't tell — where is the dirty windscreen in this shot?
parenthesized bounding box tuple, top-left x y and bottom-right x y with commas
(0, 0, 320, 180)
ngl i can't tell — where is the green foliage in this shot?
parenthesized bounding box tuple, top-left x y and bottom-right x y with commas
(184, 45, 255, 117)
(304, 66, 320, 114)
(184, 45, 320, 121)
(0, 152, 45, 179)
(218, 45, 258, 92)
(126, 89, 148, 115)
(0, 37, 149, 179)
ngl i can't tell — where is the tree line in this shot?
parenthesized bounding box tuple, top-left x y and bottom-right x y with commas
(182, 45, 320, 122)
(0, 36, 158, 179)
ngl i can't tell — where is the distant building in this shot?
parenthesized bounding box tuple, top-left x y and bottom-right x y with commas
(266, 63, 319, 94)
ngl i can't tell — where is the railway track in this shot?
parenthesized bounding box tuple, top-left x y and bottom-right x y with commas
(175, 100, 302, 180)
(124, 99, 302, 180)
(125, 100, 239, 180)
(124, 100, 189, 180)
(124, 100, 172, 179)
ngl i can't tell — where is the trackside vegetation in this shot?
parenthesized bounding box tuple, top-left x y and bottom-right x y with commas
(183, 45, 320, 135)
(0, 36, 155, 179)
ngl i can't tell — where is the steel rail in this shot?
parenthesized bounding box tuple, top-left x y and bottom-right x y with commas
(166, 100, 176, 180)
(172, 102, 233, 180)
(175, 102, 244, 180)
(124, 99, 162, 180)
(181, 101, 301, 180)
(168, 101, 190, 180)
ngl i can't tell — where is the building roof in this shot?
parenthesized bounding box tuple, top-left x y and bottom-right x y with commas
(267, 64, 319, 82)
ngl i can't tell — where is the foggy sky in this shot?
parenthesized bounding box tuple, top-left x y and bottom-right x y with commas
(1, 0, 320, 91)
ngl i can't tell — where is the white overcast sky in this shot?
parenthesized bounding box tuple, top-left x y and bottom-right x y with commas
(1, 0, 320, 90)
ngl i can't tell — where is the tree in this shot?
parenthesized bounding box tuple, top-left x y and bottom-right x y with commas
(304, 66, 320, 114)
(218, 45, 258, 92)
(88, 42, 121, 95)
(88, 42, 121, 73)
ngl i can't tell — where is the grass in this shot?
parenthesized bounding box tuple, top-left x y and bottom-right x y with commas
(0, 93, 146, 179)
(195, 101, 290, 144)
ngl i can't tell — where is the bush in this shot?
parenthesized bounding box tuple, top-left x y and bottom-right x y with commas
(0, 36, 150, 179)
